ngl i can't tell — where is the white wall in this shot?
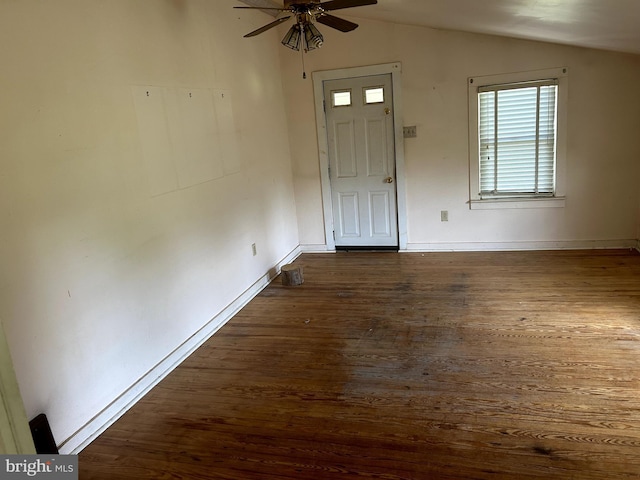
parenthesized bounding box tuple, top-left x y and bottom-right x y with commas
(0, 0, 298, 451)
(282, 19, 640, 251)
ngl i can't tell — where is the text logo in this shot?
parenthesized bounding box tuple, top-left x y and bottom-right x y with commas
(1, 455, 77, 479)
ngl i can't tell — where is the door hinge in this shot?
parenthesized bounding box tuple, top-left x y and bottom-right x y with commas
(323, 99, 326, 113)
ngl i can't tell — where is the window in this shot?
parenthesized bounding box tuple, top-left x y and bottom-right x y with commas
(468, 68, 568, 209)
(479, 81, 557, 196)
(364, 86, 384, 104)
(332, 90, 351, 107)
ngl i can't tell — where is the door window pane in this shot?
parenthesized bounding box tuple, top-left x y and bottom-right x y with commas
(364, 87, 384, 104)
(332, 90, 352, 107)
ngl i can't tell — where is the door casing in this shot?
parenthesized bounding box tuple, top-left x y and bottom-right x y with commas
(0, 321, 35, 454)
(312, 62, 408, 251)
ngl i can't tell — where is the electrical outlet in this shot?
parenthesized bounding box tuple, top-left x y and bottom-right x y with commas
(403, 126, 417, 138)
(441, 210, 449, 222)
(251, 243, 257, 256)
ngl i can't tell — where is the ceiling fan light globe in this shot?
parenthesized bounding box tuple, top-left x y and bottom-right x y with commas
(281, 24, 302, 51)
(304, 22, 324, 51)
(307, 36, 323, 50)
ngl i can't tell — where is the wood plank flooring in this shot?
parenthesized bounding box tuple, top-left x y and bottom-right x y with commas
(79, 250, 640, 479)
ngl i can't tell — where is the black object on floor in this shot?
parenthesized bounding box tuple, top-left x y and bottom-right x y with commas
(29, 413, 59, 454)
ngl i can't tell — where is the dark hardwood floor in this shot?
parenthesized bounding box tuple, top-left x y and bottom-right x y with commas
(79, 250, 640, 479)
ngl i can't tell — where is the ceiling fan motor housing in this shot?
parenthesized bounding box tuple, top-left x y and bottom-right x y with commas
(285, 0, 322, 7)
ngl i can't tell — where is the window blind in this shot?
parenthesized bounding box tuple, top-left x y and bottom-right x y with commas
(478, 80, 558, 197)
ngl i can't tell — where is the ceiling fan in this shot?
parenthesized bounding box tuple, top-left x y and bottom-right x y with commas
(235, 0, 378, 52)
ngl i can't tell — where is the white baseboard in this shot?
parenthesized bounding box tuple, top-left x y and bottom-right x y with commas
(295, 240, 640, 254)
(299, 244, 335, 253)
(403, 239, 638, 252)
(60, 246, 301, 454)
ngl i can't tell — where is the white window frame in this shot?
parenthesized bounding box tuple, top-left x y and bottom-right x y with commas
(468, 67, 568, 210)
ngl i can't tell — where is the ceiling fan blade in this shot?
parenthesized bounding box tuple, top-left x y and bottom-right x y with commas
(243, 16, 291, 37)
(316, 14, 359, 32)
(320, 0, 377, 12)
(234, 6, 288, 10)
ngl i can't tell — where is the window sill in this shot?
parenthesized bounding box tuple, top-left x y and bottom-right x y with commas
(469, 196, 566, 210)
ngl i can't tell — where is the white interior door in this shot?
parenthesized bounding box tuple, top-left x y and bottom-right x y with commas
(324, 74, 398, 248)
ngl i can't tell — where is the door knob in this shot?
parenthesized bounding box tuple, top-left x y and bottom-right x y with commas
(385, 177, 394, 184)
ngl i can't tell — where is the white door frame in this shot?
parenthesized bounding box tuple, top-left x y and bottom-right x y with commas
(0, 321, 35, 454)
(312, 62, 408, 251)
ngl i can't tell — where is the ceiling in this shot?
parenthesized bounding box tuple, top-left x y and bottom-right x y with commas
(238, 0, 640, 56)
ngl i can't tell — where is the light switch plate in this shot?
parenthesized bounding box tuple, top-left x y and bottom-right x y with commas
(403, 126, 417, 138)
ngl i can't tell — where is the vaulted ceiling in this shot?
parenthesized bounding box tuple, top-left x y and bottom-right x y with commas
(237, 0, 640, 55)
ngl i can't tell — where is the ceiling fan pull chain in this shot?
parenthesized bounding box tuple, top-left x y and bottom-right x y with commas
(301, 44, 307, 79)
